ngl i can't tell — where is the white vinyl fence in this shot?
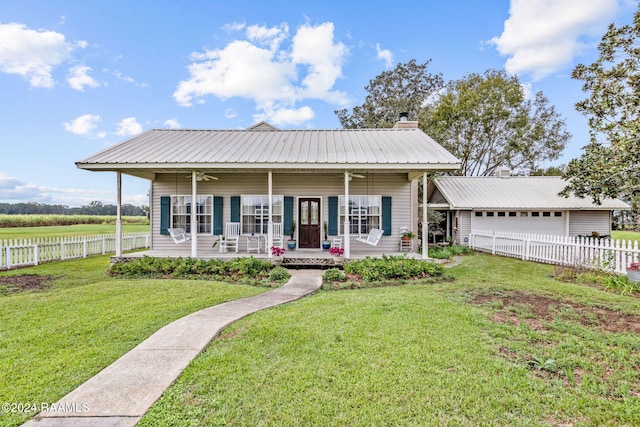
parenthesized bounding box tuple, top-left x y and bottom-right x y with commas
(0, 233, 150, 270)
(469, 230, 639, 275)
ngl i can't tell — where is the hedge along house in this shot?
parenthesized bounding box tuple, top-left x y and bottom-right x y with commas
(76, 119, 460, 260)
(427, 172, 630, 245)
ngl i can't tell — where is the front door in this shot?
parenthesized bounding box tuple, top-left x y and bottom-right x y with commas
(299, 198, 321, 248)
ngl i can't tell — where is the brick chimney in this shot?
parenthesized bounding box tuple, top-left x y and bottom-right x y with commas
(393, 112, 419, 129)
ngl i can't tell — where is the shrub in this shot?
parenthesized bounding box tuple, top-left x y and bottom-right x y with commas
(344, 255, 445, 282)
(323, 268, 346, 282)
(268, 266, 291, 282)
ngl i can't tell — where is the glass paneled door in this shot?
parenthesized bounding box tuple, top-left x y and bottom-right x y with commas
(299, 198, 321, 248)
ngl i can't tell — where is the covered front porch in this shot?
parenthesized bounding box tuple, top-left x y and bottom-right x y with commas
(112, 247, 424, 268)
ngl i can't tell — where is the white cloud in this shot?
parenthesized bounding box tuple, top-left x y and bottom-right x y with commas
(113, 70, 148, 87)
(116, 117, 143, 136)
(253, 106, 314, 126)
(375, 43, 393, 68)
(0, 173, 113, 206)
(0, 22, 75, 88)
(67, 65, 100, 91)
(63, 114, 102, 136)
(173, 21, 350, 126)
(246, 23, 289, 51)
(224, 108, 238, 119)
(164, 118, 181, 129)
(490, 0, 620, 80)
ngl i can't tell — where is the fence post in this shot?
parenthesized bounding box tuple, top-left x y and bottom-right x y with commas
(491, 230, 496, 255)
(34, 245, 39, 266)
(83, 239, 87, 258)
(6, 247, 12, 269)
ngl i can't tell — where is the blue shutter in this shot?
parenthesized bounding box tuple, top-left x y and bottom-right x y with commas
(382, 196, 392, 236)
(230, 196, 240, 223)
(328, 196, 338, 235)
(160, 196, 170, 235)
(283, 196, 294, 236)
(213, 196, 223, 235)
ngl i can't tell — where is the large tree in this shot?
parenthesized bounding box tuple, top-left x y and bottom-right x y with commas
(561, 7, 640, 207)
(420, 69, 570, 176)
(335, 59, 444, 128)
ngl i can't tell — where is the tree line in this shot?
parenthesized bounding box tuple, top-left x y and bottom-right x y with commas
(0, 201, 148, 217)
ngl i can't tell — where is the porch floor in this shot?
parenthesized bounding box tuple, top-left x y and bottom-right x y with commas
(112, 248, 423, 267)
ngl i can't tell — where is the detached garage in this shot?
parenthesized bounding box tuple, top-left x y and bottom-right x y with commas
(428, 174, 630, 245)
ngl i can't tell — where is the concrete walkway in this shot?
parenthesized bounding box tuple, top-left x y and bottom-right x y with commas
(24, 269, 323, 427)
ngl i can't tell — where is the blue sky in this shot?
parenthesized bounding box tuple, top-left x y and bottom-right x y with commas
(0, 0, 636, 207)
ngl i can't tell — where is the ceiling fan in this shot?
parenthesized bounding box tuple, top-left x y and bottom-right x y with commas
(186, 171, 218, 182)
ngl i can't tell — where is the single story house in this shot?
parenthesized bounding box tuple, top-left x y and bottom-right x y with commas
(427, 172, 630, 245)
(76, 119, 460, 259)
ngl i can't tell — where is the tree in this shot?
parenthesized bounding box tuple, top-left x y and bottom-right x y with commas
(419, 69, 570, 176)
(335, 59, 444, 128)
(561, 7, 640, 208)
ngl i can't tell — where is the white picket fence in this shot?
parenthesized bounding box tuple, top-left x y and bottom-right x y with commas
(469, 230, 639, 275)
(0, 232, 150, 270)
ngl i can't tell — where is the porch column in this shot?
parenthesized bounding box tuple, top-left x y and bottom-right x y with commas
(267, 171, 273, 258)
(115, 172, 122, 257)
(344, 172, 350, 258)
(422, 172, 429, 260)
(191, 171, 198, 257)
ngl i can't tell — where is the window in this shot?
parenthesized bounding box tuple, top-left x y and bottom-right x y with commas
(554, 212, 563, 217)
(543, 211, 551, 217)
(339, 195, 381, 235)
(497, 212, 506, 217)
(508, 212, 517, 217)
(531, 212, 540, 217)
(520, 212, 528, 217)
(241, 195, 283, 235)
(475, 212, 483, 217)
(171, 195, 213, 234)
(486, 212, 495, 217)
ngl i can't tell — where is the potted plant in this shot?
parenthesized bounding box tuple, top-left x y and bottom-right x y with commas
(329, 246, 344, 265)
(402, 230, 416, 241)
(627, 262, 640, 283)
(287, 220, 297, 250)
(322, 221, 331, 250)
(271, 246, 285, 263)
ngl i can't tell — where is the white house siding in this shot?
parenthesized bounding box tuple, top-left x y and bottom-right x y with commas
(455, 211, 471, 245)
(151, 172, 413, 255)
(568, 210, 612, 237)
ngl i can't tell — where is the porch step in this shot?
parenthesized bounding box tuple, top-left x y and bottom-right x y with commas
(281, 257, 340, 269)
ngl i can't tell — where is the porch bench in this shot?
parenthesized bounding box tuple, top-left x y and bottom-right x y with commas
(355, 228, 384, 246)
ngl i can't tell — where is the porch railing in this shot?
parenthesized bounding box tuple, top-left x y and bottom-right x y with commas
(0, 233, 150, 270)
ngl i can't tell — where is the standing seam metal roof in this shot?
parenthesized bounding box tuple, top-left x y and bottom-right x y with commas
(76, 128, 460, 168)
(432, 176, 630, 210)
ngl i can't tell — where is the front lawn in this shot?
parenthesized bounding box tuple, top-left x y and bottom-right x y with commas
(141, 254, 640, 426)
(2, 253, 640, 426)
(0, 256, 267, 427)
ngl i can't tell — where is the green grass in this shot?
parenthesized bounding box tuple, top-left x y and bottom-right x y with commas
(0, 223, 150, 240)
(140, 254, 640, 427)
(3, 253, 640, 426)
(0, 214, 148, 228)
(0, 256, 266, 427)
(612, 230, 640, 244)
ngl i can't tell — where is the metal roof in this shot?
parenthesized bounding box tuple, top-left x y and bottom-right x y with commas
(76, 128, 460, 178)
(432, 176, 630, 210)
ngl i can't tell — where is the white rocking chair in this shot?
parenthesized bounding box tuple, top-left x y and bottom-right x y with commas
(355, 228, 384, 246)
(168, 228, 190, 244)
(265, 222, 284, 251)
(219, 222, 240, 253)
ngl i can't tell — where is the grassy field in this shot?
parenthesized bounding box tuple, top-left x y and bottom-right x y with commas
(0, 214, 149, 228)
(0, 222, 150, 240)
(0, 256, 267, 427)
(2, 252, 640, 426)
(613, 230, 640, 243)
